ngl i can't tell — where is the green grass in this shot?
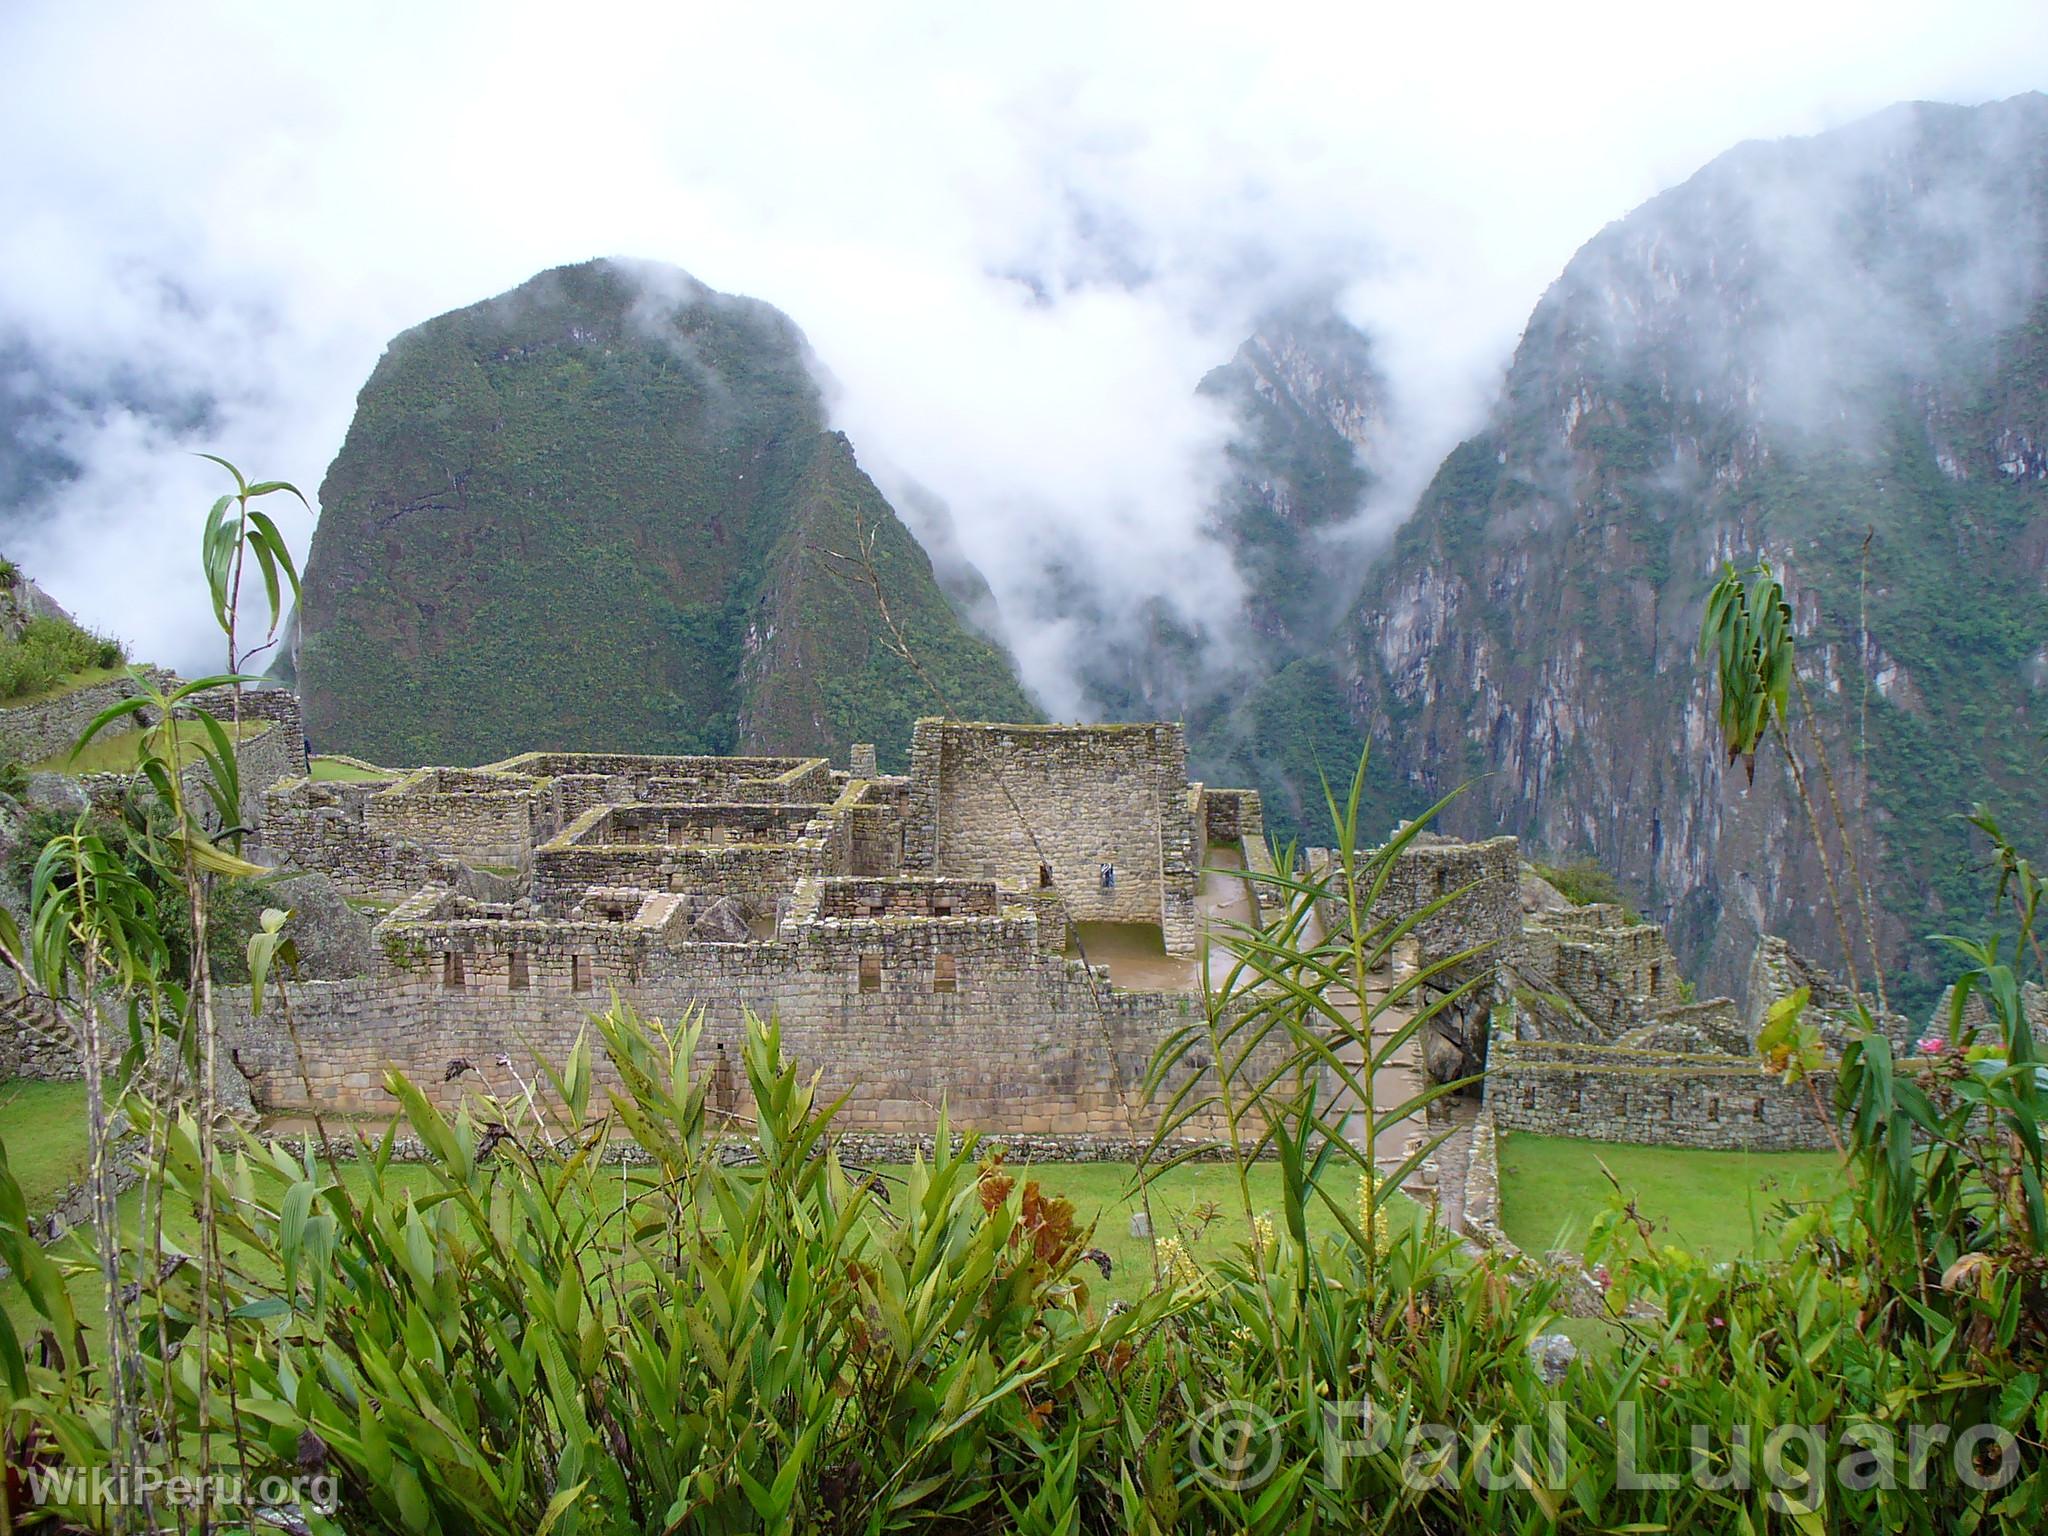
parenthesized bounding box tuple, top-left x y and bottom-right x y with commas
(310, 755, 392, 783)
(0, 1080, 91, 1217)
(0, 663, 129, 709)
(29, 717, 270, 775)
(1497, 1132, 1848, 1261)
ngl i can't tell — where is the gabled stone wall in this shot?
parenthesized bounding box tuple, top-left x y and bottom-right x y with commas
(904, 719, 1199, 951)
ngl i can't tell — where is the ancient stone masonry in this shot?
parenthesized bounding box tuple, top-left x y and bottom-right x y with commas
(903, 721, 1199, 953)
(1485, 871, 1873, 1149)
(1925, 979, 2048, 1043)
(260, 775, 467, 903)
(362, 768, 549, 872)
(7, 701, 1928, 1162)
(1745, 934, 1912, 1051)
(1300, 831, 1523, 1084)
(198, 723, 1278, 1150)
(0, 667, 178, 766)
(1486, 1040, 1836, 1152)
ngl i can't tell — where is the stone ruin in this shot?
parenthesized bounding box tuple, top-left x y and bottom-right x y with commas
(208, 721, 1284, 1149)
(1485, 888, 1861, 1152)
(4, 700, 1977, 1160)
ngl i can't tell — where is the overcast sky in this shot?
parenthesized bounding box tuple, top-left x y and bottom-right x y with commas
(2, 0, 2044, 699)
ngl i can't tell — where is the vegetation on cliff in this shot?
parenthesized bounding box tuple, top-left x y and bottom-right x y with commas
(285, 260, 1037, 769)
(0, 560, 122, 703)
(1202, 96, 2048, 1016)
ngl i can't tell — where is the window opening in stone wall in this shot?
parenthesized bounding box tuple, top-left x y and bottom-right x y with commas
(1038, 862, 1053, 889)
(572, 955, 593, 992)
(933, 954, 957, 993)
(509, 950, 529, 990)
(1099, 862, 1115, 889)
(933, 896, 952, 917)
(1752, 1098, 1766, 1121)
(859, 954, 881, 992)
(1649, 962, 1661, 994)
(442, 953, 464, 990)
(1520, 1085, 1536, 1111)
(1706, 1095, 1719, 1123)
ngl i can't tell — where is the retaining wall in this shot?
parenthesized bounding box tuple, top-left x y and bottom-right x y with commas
(1485, 1039, 1836, 1151)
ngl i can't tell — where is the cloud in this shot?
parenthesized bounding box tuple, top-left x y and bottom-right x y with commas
(1, 0, 2044, 701)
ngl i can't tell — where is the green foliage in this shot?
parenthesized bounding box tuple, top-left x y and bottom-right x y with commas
(5, 799, 271, 984)
(1529, 857, 1638, 916)
(1700, 560, 1795, 783)
(0, 614, 125, 702)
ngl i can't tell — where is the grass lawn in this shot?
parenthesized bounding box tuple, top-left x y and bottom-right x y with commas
(0, 1080, 91, 1217)
(310, 755, 392, 783)
(29, 718, 270, 775)
(1497, 1132, 1849, 1261)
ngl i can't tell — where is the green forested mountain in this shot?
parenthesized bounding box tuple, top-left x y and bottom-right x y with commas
(284, 260, 1037, 768)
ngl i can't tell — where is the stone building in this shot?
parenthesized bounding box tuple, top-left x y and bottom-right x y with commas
(228, 722, 1286, 1147)
(8, 693, 1943, 1160)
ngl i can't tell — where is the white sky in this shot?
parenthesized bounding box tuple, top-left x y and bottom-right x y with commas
(2, 0, 2044, 700)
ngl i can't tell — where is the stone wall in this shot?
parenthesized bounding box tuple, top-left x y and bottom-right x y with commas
(228, 882, 1222, 1141)
(485, 752, 830, 804)
(363, 768, 542, 870)
(76, 715, 301, 834)
(904, 720, 1199, 952)
(260, 777, 466, 902)
(1540, 911, 1685, 1032)
(0, 668, 173, 766)
(1926, 980, 2048, 1042)
(818, 879, 1001, 919)
(1615, 999, 1749, 1055)
(1201, 788, 1264, 844)
(1486, 1038, 1835, 1150)
(588, 802, 818, 845)
(1745, 933, 1911, 1050)
(181, 684, 309, 784)
(0, 997, 78, 1081)
(531, 801, 849, 910)
(1362, 833, 1522, 964)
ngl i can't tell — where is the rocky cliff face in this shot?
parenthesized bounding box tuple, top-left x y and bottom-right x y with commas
(285, 260, 1038, 768)
(1336, 95, 2048, 1014)
(1155, 306, 1414, 837)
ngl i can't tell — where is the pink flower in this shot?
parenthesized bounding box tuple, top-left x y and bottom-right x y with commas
(1917, 1035, 1947, 1056)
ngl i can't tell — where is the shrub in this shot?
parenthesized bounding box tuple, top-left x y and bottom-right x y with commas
(1532, 856, 1639, 917)
(0, 613, 126, 701)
